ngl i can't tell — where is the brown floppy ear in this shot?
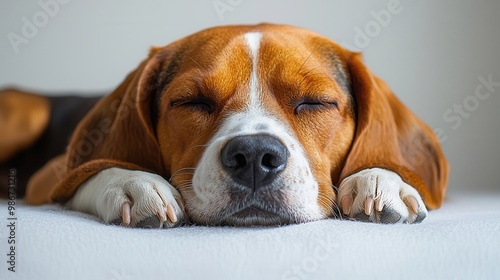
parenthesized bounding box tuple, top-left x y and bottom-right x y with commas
(339, 53, 449, 209)
(26, 50, 166, 204)
(66, 47, 170, 171)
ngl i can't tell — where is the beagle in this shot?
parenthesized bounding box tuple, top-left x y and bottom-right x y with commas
(20, 24, 448, 227)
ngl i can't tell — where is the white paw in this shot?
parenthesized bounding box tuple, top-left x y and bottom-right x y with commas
(337, 168, 427, 224)
(66, 168, 185, 228)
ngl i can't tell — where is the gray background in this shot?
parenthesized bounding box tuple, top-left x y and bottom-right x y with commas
(1, 0, 499, 193)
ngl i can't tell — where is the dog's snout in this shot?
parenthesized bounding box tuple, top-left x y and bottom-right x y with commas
(220, 134, 289, 190)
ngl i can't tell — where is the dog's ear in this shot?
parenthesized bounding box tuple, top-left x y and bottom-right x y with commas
(25, 48, 172, 204)
(65, 55, 164, 172)
(339, 53, 449, 209)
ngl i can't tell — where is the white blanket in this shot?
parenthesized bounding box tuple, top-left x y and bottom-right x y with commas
(1, 192, 499, 280)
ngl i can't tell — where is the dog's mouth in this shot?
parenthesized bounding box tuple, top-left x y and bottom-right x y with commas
(232, 205, 279, 219)
(221, 202, 291, 226)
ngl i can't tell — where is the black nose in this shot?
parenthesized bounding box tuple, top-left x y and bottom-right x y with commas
(220, 134, 289, 190)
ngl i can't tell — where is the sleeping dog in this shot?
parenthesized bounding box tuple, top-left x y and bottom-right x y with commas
(1, 24, 448, 228)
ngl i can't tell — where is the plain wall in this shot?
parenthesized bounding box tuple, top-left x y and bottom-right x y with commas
(1, 0, 499, 193)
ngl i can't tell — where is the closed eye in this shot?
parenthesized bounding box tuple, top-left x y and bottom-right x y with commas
(294, 98, 338, 114)
(170, 96, 215, 114)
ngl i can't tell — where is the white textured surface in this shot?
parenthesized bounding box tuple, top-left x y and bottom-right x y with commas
(0, 192, 499, 280)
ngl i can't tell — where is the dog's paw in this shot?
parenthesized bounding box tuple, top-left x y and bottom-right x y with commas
(337, 168, 427, 224)
(67, 168, 186, 228)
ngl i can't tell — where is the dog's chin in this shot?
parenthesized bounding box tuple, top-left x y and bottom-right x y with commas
(223, 206, 290, 226)
(188, 205, 293, 226)
(185, 187, 320, 226)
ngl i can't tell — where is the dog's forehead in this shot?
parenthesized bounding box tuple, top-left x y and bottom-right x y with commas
(189, 24, 342, 69)
(170, 24, 349, 98)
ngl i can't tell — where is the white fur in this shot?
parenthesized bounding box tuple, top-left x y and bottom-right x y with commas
(244, 32, 262, 106)
(338, 168, 428, 223)
(66, 168, 184, 227)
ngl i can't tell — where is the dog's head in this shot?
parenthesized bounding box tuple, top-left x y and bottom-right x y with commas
(58, 24, 446, 225)
(149, 24, 356, 225)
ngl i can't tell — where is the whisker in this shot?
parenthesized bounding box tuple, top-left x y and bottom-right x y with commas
(318, 192, 342, 220)
(298, 66, 322, 88)
(296, 45, 318, 74)
(315, 180, 343, 220)
(189, 56, 204, 70)
(176, 184, 193, 189)
(175, 183, 193, 191)
(190, 144, 210, 149)
(169, 167, 196, 181)
(171, 167, 196, 172)
(170, 172, 195, 178)
(170, 180, 193, 189)
(172, 180, 193, 185)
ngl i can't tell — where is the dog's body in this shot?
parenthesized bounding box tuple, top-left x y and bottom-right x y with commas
(0, 91, 101, 197)
(1, 24, 448, 227)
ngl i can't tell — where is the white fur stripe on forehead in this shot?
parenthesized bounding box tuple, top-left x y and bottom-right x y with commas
(245, 32, 262, 59)
(244, 32, 262, 107)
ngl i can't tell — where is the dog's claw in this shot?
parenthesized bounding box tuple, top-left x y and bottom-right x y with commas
(158, 207, 167, 223)
(341, 195, 353, 215)
(375, 198, 384, 212)
(364, 196, 374, 215)
(405, 196, 419, 214)
(122, 203, 131, 226)
(166, 204, 177, 223)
